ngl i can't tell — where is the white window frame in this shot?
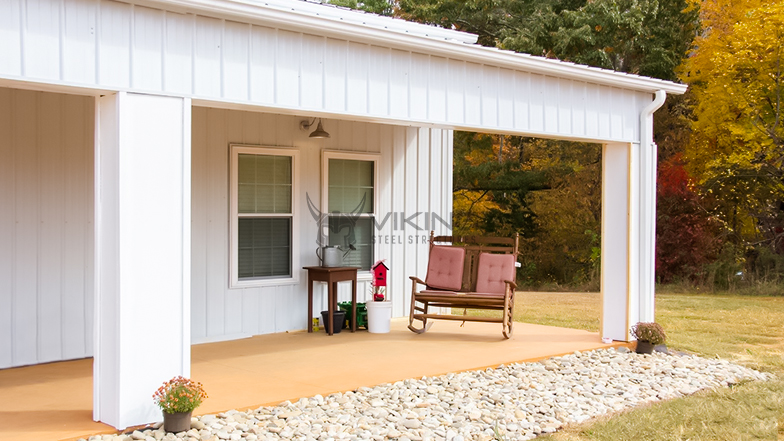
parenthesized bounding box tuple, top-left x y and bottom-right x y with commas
(321, 150, 380, 278)
(230, 144, 300, 288)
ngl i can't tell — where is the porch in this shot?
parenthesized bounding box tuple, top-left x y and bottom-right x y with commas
(0, 319, 626, 441)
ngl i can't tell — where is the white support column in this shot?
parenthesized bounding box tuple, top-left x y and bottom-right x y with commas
(94, 92, 192, 429)
(600, 142, 638, 341)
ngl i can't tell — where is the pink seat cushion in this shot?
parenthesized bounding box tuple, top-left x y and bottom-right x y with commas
(475, 253, 516, 295)
(425, 246, 466, 291)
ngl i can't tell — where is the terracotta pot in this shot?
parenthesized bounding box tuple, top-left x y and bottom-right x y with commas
(163, 410, 192, 433)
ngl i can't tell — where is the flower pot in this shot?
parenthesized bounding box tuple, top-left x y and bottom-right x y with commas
(163, 410, 192, 433)
(320, 310, 346, 334)
(635, 340, 655, 354)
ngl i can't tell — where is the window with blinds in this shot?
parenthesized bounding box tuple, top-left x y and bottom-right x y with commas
(232, 149, 296, 284)
(327, 158, 375, 270)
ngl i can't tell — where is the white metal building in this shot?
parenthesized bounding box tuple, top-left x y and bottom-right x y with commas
(0, 0, 686, 429)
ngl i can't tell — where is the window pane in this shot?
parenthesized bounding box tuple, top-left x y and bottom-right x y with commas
(274, 156, 291, 183)
(238, 217, 291, 279)
(238, 183, 256, 213)
(328, 159, 374, 214)
(274, 185, 292, 214)
(328, 216, 374, 270)
(255, 155, 274, 184)
(238, 154, 292, 214)
(238, 155, 256, 184)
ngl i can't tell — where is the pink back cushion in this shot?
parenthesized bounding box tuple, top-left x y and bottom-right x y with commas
(475, 253, 516, 294)
(425, 246, 466, 291)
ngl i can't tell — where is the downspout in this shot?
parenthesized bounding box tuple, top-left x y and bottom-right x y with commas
(639, 90, 667, 323)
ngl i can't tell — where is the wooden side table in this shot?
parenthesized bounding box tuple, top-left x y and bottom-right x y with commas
(303, 266, 358, 335)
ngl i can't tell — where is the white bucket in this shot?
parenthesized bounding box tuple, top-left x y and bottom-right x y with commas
(366, 301, 392, 333)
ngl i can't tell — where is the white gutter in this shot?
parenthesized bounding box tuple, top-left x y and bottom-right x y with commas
(638, 90, 667, 323)
(148, 0, 688, 95)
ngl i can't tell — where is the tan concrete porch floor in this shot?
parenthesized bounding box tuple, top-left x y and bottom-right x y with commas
(0, 319, 628, 441)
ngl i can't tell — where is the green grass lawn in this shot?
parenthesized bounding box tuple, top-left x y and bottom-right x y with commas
(510, 292, 784, 441)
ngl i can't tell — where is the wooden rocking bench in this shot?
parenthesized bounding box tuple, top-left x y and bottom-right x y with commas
(408, 232, 520, 339)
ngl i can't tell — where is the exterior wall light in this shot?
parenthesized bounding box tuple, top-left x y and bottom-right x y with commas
(300, 118, 331, 138)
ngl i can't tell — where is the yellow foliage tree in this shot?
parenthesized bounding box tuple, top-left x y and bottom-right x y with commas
(682, 0, 784, 246)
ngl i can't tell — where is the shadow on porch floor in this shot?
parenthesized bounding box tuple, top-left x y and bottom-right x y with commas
(0, 319, 628, 441)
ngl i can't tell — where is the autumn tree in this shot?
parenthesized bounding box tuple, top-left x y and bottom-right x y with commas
(682, 1, 784, 267)
(397, 0, 697, 81)
(328, 0, 395, 15)
(329, 0, 700, 286)
(656, 154, 722, 282)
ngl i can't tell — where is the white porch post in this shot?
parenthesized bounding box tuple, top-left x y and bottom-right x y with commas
(600, 142, 637, 341)
(94, 92, 192, 429)
(601, 92, 666, 341)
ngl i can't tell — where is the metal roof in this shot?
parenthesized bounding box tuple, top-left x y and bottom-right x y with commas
(158, 0, 688, 94)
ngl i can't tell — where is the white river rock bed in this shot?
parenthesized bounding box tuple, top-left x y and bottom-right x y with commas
(83, 348, 770, 441)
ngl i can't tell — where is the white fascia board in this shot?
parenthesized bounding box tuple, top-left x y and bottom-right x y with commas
(149, 0, 687, 95)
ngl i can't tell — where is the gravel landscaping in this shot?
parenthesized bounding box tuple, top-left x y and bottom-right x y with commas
(82, 348, 770, 441)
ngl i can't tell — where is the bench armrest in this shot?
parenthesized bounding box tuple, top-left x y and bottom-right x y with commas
(504, 280, 517, 290)
(409, 276, 427, 286)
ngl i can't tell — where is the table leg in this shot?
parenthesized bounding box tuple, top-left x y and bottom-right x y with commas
(327, 281, 335, 336)
(351, 279, 357, 332)
(307, 276, 313, 333)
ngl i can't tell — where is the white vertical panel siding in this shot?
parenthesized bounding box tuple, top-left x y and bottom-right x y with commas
(163, 11, 193, 95)
(389, 125, 406, 318)
(250, 26, 276, 104)
(557, 78, 572, 135)
(276, 29, 301, 108)
(498, 68, 514, 129)
(300, 33, 324, 110)
(346, 42, 369, 115)
(529, 73, 545, 132)
(1, 0, 653, 144)
(388, 49, 409, 119)
(98, 0, 130, 88)
(446, 59, 464, 124)
(23, 0, 60, 80)
(223, 21, 250, 102)
(62, 0, 97, 85)
(428, 56, 447, 122)
(0, 87, 94, 369)
(0, 0, 22, 75)
(323, 38, 347, 113)
(409, 53, 428, 121)
(464, 62, 483, 126)
(191, 108, 451, 341)
(368, 46, 390, 117)
(513, 71, 530, 130)
(131, 6, 163, 91)
(0, 87, 13, 368)
(572, 81, 586, 136)
(481, 66, 499, 128)
(194, 15, 222, 98)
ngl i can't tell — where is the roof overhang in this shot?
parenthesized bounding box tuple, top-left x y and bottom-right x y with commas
(149, 0, 687, 95)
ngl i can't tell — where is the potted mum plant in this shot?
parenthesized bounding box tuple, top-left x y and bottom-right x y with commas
(152, 376, 208, 432)
(631, 322, 667, 354)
